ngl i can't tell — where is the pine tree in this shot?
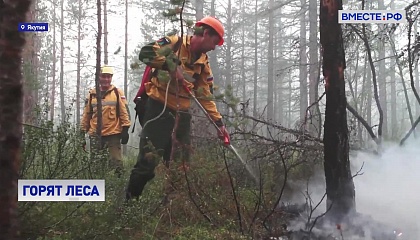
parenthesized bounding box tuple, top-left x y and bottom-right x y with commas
(0, 1, 32, 239)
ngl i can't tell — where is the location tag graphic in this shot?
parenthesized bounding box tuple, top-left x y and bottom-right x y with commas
(18, 23, 26, 31)
(18, 23, 48, 32)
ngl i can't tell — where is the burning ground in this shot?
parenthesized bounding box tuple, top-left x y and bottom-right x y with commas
(274, 138, 420, 240)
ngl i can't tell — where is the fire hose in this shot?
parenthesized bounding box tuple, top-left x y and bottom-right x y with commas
(181, 84, 230, 146)
(181, 81, 258, 183)
(181, 83, 230, 144)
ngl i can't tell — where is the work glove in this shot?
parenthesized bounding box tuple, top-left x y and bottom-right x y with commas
(121, 127, 129, 144)
(217, 125, 230, 145)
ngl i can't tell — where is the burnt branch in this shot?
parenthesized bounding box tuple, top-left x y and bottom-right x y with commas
(351, 162, 365, 179)
(304, 91, 326, 127)
(233, 114, 323, 144)
(223, 148, 244, 234)
(400, 114, 420, 146)
(346, 102, 378, 144)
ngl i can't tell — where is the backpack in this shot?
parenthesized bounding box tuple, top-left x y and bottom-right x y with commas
(132, 65, 153, 129)
(131, 36, 183, 131)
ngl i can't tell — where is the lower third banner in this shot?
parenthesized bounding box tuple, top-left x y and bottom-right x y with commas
(18, 179, 105, 202)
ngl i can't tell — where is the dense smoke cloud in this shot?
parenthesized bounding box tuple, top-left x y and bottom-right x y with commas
(353, 138, 420, 239)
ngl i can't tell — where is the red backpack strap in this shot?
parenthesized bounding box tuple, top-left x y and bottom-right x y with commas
(133, 65, 153, 103)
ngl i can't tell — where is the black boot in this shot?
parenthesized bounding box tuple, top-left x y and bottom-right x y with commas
(115, 167, 123, 178)
(125, 173, 155, 201)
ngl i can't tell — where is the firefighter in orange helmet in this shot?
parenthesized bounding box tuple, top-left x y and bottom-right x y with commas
(126, 16, 229, 200)
(81, 65, 131, 176)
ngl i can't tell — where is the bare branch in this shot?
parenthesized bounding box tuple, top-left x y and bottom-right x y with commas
(346, 102, 379, 145)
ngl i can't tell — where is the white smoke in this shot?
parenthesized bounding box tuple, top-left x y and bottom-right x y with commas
(352, 137, 420, 239)
(283, 138, 420, 239)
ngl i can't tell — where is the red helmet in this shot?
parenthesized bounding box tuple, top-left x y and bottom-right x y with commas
(195, 16, 225, 46)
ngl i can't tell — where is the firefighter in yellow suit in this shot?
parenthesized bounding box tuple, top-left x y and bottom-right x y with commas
(81, 65, 131, 176)
(126, 16, 230, 200)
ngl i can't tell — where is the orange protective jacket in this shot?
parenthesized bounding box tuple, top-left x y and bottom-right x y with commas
(139, 35, 222, 122)
(81, 85, 131, 136)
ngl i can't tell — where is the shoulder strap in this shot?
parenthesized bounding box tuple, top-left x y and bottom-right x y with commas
(89, 89, 121, 118)
(89, 92, 94, 115)
(113, 88, 120, 119)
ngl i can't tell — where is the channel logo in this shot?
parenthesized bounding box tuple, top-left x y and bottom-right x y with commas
(18, 22, 49, 32)
(338, 10, 407, 23)
(18, 179, 105, 202)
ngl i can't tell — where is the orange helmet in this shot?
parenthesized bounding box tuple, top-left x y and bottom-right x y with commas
(195, 16, 225, 46)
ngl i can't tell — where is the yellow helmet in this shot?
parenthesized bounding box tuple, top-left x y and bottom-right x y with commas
(101, 65, 114, 75)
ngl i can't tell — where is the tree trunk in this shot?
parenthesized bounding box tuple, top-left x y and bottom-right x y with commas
(346, 51, 380, 145)
(209, 0, 218, 63)
(253, 0, 258, 118)
(356, 1, 383, 142)
(407, 8, 420, 112)
(308, 0, 319, 137)
(378, 0, 388, 139)
(267, 0, 274, 122)
(363, 25, 383, 141)
(50, 0, 57, 122)
(224, 0, 232, 115)
(390, 0, 397, 139)
(273, 22, 278, 124)
(32, 0, 39, 111)
(22, 0, 37, 124)
(320, 0, 355, 222)
(103, 0, 108, 65)
(241, 0, 246, 103)
(390, 39, 414, 131)
(59, 0, 65, 123)
(346, 51, 361, 144)
(365, 53, 372, 143)
(195, 0, 203, 20)
(208, 0, 221, 111)
(390, 59, 397, 139)
(95, 0, 103, 143)
(0, 1, 31, 238)
(287, 74, 292, 127)
(275, 13, 285, 125)
(122, 0, 128, 154)
(299, 0, 308, 125)
(358, 61, 367, 145)
(415, 21, 420, 118)
(76, 0, 82, 125)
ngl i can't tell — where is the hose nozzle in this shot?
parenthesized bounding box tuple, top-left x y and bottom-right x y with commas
(223, 131, 230, 146)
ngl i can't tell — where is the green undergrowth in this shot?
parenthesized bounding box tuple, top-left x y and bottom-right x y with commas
(20, 120, 322, 240)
